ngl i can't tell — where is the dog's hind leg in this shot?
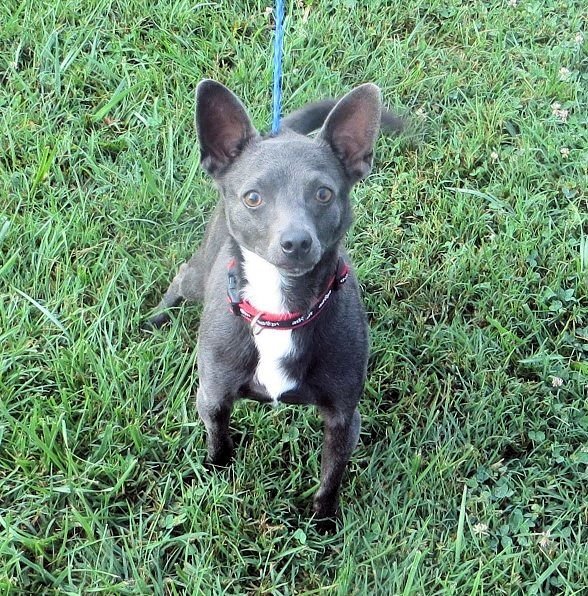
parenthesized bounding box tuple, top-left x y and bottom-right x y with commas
(143, 254, 206, 329)
(143, 203, 227, 329)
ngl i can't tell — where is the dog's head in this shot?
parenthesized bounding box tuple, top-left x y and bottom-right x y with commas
(195, 80, 382, 276)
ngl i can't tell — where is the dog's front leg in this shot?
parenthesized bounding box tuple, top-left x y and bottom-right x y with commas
(314, 406, 361, 523)
(197, 385, 234, 466)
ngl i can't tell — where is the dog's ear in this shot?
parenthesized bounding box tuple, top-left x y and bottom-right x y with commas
(196, 80, 258, 176)
(318, 83, 382, 180)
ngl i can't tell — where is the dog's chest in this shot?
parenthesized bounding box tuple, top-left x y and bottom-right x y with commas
(241, 250, 297, 402)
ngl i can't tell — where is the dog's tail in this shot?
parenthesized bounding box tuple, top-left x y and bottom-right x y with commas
(282, 99, 406, 136)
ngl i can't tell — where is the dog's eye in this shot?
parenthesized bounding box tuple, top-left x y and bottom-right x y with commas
(315, 187, 333, 204)
(243, 191, 263, 208)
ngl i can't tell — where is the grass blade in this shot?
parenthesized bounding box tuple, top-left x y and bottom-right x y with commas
(13, 287, 71, 342)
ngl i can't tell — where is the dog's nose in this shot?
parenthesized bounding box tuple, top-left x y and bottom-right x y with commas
(280, 230, 313, 258)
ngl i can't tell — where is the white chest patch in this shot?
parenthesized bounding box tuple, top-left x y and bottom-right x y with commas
(241, 249, 297, 403)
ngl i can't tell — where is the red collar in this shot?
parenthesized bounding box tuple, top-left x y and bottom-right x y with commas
(227, 257, 350, 331)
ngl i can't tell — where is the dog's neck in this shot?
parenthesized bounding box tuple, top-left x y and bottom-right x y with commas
(232, 242, 340, 315)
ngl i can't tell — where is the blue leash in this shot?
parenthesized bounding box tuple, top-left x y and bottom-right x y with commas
(271, 0, 285, 134)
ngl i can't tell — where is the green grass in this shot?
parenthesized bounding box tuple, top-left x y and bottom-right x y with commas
(1, 0, 587, 593)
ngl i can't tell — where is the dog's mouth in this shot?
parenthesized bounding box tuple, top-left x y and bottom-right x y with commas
(249, 248, 319, 278)
(276, 263, 316, 278)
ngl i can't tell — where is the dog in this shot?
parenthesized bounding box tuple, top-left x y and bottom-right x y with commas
(145, 80, 402, 524)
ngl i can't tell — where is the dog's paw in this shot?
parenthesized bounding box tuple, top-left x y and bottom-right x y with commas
(140, 312, 171, 332)
(313, 513, 339, 534)
(204, 454, 232, 469)
(204, 441, 234, 469)
(312, 500, 340, 534)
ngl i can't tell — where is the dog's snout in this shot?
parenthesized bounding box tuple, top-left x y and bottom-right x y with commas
(280, 229, 313, 258)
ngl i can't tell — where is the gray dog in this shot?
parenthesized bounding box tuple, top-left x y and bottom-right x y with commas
(146, 80, 402, 525)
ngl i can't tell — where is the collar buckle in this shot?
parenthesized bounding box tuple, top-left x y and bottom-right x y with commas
(227, 273, 242, 316)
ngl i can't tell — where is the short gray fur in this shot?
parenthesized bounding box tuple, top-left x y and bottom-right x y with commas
(145, 80, 401, 527)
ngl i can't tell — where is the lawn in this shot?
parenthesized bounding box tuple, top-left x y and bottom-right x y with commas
(1, 0, 587, 593)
